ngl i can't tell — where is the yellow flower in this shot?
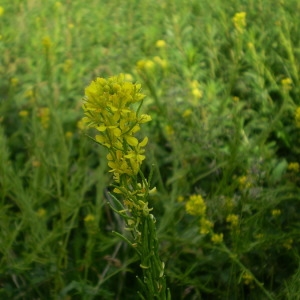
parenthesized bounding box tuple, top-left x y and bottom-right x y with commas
(177, 196, 184, 202)
(288, 162, 300, 172)
(0, 6, 4, 17)
(226, 214, 239, 227)
(10, 77, 19, 86)
(84, 214, 95, 222)
(294, 108, 300, 128)
(83, 74, 151, 178)
(165, 125, 174, 137)
(19, 110, 29, 118)
(185, 195, 206, 216)
(232, 12, 246, 33)
(182, 109, 192, 118)
(237, 175, 252, 190)
(36, 208, 46, 217)
(283, 238, 293, 250)
(63, 59, 72, 73)
(281, 77, 292, 91)
(232, 96, 239, 102)
(200, 218, 213, 234)
(32, 159, 41, 168)
(38, 107, 50, 129)
(55, 2, 62, 9)
(155, 40, 167, 48)
(68, 23, 74, 29)
(242, 272, 253, 285)
(211, 233, 223, 244)
(271, 209, 281, 217)
(42, 36, 52, 49)
(65, 131, 73, 139)
(153, 56, 168, 69)
(136, 59, 155, 72)
(124, 73, 133, 81)
(192, 88, 203, 99)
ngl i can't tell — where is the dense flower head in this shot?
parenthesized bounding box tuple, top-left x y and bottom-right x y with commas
(185, 194, 206, 216)
(82, 74, 151, 178)
(232, 12, 246, 33)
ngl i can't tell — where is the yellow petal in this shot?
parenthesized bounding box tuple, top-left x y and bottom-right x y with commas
(126, 136, 138, 146)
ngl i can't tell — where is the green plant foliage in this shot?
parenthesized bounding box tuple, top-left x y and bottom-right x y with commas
(1, 0, 300, 299)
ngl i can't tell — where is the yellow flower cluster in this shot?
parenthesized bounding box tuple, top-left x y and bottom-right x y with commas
(185, 194, 206, 216)
(281, 77, 292, 91)
(294, 107, 300, 128)
(271, 209, 281, 217)
(82, 74, 151, 179)
(200, 218, 213, 234)
(226, 214, 239, 228)
(288, 162, 300, 172)
(38, 107, 50, 129)
(242, 272, 253, 285)
(155, 40, 167, 48)
(237, 175, 252, 190)
(211, 233, 223, 244)
(232, 12, 246, 33)
(42, 36, 52, 49)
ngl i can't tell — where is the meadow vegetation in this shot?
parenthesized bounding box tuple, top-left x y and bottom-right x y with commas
(1, 0, 300, 299)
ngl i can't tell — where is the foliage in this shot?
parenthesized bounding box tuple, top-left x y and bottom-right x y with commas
(1, 0, 300, 299)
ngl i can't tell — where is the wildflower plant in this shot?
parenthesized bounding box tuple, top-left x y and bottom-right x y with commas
(82, 74, 170, 300)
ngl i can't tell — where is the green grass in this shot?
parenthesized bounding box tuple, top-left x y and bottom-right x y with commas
(1, 0, 300, 299)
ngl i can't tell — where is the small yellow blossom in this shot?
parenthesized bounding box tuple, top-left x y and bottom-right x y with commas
(0, 6, 4, 17)
(226, 214, 239, 227)
(55, 2, 62, 9)
(185, 194, 206, 216)
(281, 77, 292, 91)
(77, 119, 86, 131)
(42, 36, 52, 49)
(294, 108, 300, 128)
(65, 131, 73, 139)
(63, 59, 72, 73)
(19, 110, 29, 118)
(232, 12, 247, 33)
(247, 42, 255, 50)
(165, 125, 174, 137)
(242, 272, 253, 285)
(124, 73, 133, 81)
(177, 196, 184, 202)
(237, 175, 252, 190)
(283, 238, 293, 250)
(136, 59, 155, 72)
(182, 109, 192, 118)
(192, 88, 203, 99)
(288, 162, 300, 172)
(225, 197, 235, 210)
(211, 233, 223, 244)
(255, 233, 264, 240)
(84, 214, 95, 222)
(10, 78, 19, 87)
(271, 209, 281, 217)
(233, 96, 240, 102)
(153, 56, 168, 69)
(25, 89, 34, 99)
(32, 159, 41, 168)
(200, 218, 213, 235)
(155, 40, 167, 48)
(38, 107, 50, 129)
(36, 208, 46, 217)
(68, 23, 74, 29)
